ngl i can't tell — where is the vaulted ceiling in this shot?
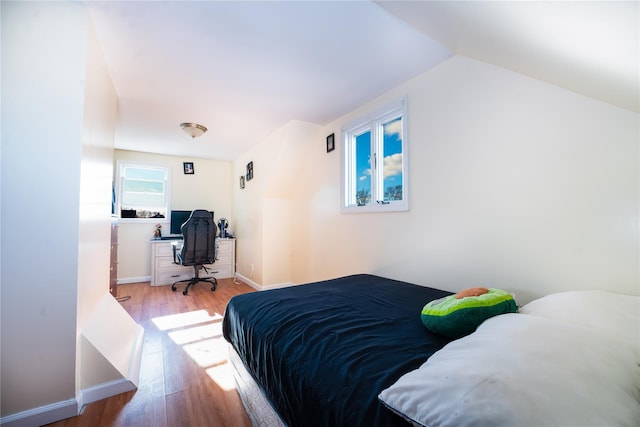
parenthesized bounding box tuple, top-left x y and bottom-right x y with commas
(87, 1, 639, 161)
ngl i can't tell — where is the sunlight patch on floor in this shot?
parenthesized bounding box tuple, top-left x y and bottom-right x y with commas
(152, 309, 222, 330)
(183, 337, 228, 367)
(152, 309, 235, 391)
(168, 321, 223, 345)
(206, 363, 236, 391)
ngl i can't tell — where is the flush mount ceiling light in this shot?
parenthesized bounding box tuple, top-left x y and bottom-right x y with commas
(180, 122, 207, 138)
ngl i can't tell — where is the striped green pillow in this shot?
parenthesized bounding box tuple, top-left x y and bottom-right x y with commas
(421, 289, 517, 338)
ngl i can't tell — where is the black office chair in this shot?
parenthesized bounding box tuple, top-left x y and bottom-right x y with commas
(171, 210, 218, 295)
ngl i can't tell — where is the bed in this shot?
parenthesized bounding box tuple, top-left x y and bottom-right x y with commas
(223, 274, 640, 427)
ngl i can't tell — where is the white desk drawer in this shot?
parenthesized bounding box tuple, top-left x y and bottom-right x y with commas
(211, 265, 233, 278)
(156, 242, 180, 257)
(155, 266, 231, 284)
(156, 257, 180, 269)
(156, 269, 191, 285)
(156, 257, 219, 269)
(216, 251, 232, 264)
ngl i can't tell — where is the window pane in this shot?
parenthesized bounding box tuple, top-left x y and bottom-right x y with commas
(123, 179, 164, 193)
(122, 192, 165, 207)
(382, 117, 403, 201)
(355, 131, 371, 205)
(341, 96, 408, 213)
(118, 162, 169, 219)
(125, 167, 165, 180)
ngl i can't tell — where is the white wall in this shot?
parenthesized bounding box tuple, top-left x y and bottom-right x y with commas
(113, 150, 233, 281)
(78, 15, 132, 392)
(233, 120, 323, 286)
(77, 12, 118, 345)
(1, 3, 141, 423)
(1, 0, 87, 418)
(240, 56, 639, 303)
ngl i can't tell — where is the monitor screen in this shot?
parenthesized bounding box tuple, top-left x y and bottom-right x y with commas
(170, 210, 214, 235)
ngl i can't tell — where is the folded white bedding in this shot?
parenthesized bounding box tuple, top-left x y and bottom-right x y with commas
(379, 291, 640, 427)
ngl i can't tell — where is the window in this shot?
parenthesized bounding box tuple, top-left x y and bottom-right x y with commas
(342, 97, 408, 213)
(116, 161, 170, 219)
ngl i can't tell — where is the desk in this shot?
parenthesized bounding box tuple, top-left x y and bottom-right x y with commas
(150, 238, 236, 286)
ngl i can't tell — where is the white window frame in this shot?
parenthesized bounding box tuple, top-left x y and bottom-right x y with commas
(341, 96, 409, 213)
(115, 160, 171, 222)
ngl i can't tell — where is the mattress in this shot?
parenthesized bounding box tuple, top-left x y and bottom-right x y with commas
(222, 274, 453, 426)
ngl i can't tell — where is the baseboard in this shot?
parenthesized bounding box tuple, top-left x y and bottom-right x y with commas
(6, 328, 145, 426)
(0, 398, 78, 427)
(79, 324, 144, 407)
(235, 273, 260, 290)
(117, 276, 151, 285)
(234, 273, 295, 291)
(79, 378, 137, 407)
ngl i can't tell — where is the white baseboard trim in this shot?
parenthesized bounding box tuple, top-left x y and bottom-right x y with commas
(0, 398, 78, 427)
(234, 273, 295, 291)
(5, 348, 144, 426)
(117, 276, 151, 285)
(79, 378, 137, 407)
(234, 273, 260, 290)
(78, 315, 144, 408)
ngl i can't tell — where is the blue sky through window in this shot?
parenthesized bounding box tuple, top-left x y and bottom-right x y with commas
(342, 97, 407, 212)
(355, 131, 371, 200)
(383, 117, 402, 200)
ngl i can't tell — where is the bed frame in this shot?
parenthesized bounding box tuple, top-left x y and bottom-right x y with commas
(228, 344, 286, 427)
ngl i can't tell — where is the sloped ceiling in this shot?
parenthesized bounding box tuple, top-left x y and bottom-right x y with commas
(87, 1, 639, 161)
(377, 1, 639, 115)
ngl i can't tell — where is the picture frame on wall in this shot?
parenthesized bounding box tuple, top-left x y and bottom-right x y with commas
(183, 162, 194, 174)
(326, 133, 335, 153)
(246, 161, 254, 181)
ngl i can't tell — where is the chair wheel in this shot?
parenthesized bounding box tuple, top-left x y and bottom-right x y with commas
(210, 286, 216, 292)
(183, 290, 188, 295)
(171, 285, 177, 291)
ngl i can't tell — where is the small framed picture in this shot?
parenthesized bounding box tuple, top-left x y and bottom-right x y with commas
(326, 133, 335, 153)
(240, 175, 245, 189)
(183, 162, 194, 174)
(246, 161, 254, 181)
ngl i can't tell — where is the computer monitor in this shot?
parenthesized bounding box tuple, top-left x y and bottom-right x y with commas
(170, 210, 214, 235)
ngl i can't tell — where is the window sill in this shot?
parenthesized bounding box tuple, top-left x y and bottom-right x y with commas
(341, 202, 409, 214)
(118, 217, 169, 224)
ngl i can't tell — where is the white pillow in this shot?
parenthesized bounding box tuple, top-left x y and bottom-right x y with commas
(519, 290, 639, 344)
(379, 312, 640, 427)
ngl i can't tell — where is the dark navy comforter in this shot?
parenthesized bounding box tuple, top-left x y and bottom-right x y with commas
(222, 274, 453, 427)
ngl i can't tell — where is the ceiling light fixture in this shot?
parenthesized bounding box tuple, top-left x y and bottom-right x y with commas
(180, 122, 207, 138)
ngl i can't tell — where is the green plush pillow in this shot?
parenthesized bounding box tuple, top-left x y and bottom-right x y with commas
(421, 288, 517, 338)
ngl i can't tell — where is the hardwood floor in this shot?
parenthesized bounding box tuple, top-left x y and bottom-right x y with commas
(47, 279, 256, 427)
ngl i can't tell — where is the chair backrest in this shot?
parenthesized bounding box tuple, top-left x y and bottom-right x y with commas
(179, 210, 217, 266)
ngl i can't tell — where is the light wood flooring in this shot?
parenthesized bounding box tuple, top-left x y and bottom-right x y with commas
(46, 279, 256, 427)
